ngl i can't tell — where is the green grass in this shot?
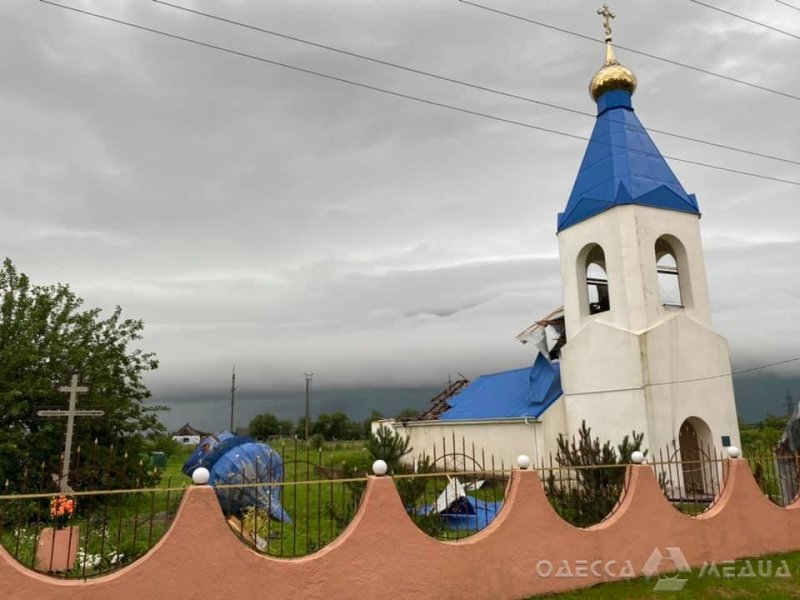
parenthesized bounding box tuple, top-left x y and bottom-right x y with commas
(157, 444, 193, 487)
(535, 550, 800, 599)
(238, 439, 370, 556)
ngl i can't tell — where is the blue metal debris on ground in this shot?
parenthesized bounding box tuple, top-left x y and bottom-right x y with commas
(182, 431, 291, 523)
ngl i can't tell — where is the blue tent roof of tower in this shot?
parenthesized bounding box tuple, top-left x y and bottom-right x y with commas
(557, 89, 700, 231)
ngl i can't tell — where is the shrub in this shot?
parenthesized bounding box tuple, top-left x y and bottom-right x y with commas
(365, 425, 412, 472)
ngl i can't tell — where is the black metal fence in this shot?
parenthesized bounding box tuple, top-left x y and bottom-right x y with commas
(537, 458, 630, 527)
(746, 442, 800, 507)
(398, 437, 509, 541)
(222, 444, 369, 557)
(0, 454, 185, 579)
(4, 438, 800, 576)
(649, 442, 800, 516)
(651, 442, 727, 516)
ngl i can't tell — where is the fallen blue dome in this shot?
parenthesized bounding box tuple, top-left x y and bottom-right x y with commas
(182, 431, 291, 523)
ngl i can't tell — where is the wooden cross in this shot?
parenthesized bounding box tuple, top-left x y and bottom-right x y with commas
(37, 374, 104, 493)
(597, 3, 615, 41)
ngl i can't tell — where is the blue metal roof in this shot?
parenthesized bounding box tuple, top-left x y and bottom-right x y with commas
(440, 353, 562, 421)
(557, 90, 700, 232)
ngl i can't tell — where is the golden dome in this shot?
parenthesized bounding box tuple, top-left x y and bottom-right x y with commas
(589, 42, 637, 101)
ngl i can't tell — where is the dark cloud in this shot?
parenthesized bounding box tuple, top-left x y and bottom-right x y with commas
(2, 0, 798, 416)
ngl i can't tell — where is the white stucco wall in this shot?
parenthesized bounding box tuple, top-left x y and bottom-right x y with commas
(557, 204, 740, 455)
(558, 205, 713, 339)
(375, 418, 538, 469)
(373, 396, 571, 469)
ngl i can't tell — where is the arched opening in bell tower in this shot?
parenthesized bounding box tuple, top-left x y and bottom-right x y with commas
(584, 245, 610, 315)
(655, 236, 690, 308)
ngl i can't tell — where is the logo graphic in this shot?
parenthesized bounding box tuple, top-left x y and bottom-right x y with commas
(642, 547, 691, 591)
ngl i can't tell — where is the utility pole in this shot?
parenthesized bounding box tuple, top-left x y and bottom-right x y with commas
(230, 367, 236, 432)
(304, 373, 313, 440)
(786, 389, 795, 416)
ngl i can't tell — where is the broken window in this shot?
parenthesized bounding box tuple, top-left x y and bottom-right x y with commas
(585, 245, 610, 315)
(656, 238, 682, 307)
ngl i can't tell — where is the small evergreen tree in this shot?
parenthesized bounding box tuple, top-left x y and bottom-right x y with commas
(546, 420, 646, 527)
(365, 425, 412, 472)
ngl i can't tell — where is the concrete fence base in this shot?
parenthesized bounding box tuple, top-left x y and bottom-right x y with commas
(1, 460, 799, 599)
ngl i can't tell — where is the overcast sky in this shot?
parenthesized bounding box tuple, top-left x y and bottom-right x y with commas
(3, 0, 799, 409)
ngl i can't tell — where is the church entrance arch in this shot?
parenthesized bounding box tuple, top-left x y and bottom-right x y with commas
(678, 417, 713, 496)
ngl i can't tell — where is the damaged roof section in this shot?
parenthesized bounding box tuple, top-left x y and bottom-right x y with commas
(440, 353, 562, 421)
(516, 306, 566, 361)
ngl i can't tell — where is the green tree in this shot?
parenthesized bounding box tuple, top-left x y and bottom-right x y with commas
(278, 419, 294, 437)
(249, 413, 281, 440)
(295, 415, 311, 439)
(313, 412, 352, 441)
(366, 425, 412, 472)
(740, 414, 789, 455)
(545, 420, 645, 527)
(395, 408, 420, 420)
(0, 258, 162, 491)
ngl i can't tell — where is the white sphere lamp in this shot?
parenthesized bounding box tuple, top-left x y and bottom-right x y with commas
(192, 467, 210, 485)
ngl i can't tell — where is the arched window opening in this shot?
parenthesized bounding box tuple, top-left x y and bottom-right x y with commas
(585, 246, 610, 315)
(656, 239, 683, 307)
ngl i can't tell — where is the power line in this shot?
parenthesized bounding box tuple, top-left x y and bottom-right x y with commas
(39, 1, 800, 187)
(568, 356, 800, 397)
(152, 0, 800, 168)
(458, 0, 800, 103)
(776, 0, 800, 13)
(689, 0, 800, 41)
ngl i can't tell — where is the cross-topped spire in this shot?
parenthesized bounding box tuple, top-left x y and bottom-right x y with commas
(597, 3, 615, 42)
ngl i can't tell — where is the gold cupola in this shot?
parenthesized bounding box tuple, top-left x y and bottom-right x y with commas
(589, 4, 637, 101)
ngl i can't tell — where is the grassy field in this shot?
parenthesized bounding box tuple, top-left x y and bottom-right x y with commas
(537, 550, 800, 599)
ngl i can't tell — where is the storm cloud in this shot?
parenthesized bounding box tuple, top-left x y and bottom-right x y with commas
(2, 0, 798, 416)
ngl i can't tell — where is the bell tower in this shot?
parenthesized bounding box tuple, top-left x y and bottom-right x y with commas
(556, 6, 740, 456)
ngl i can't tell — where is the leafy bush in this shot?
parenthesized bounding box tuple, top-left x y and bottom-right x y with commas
(309, 433, 325, 450)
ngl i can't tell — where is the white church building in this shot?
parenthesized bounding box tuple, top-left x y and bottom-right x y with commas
(376, 26, 741, 470)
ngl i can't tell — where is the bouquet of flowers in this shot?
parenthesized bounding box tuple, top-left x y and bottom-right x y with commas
(50, 495, 76, 529)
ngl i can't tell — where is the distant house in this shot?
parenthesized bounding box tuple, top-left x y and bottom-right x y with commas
(172, 423, 211, 446)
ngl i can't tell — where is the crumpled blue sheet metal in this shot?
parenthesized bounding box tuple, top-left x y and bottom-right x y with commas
(558, 89, 700, 232)
(182, 431, 291, 523)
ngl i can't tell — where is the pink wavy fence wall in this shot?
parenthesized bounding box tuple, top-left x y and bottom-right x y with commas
(1, 460, 799, 600)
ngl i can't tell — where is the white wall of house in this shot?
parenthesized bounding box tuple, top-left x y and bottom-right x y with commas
(375, 399, 570, 469)
(172, 435, 201, 446)
(374, 418, 537, 469)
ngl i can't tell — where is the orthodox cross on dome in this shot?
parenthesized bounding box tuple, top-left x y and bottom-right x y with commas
(597, 4, 615, 42)
(37, 374, 105, 493)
